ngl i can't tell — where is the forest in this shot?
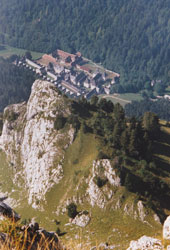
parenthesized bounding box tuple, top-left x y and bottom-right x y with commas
(61, 95, 169, 215)
(0, 0, 169, 93)
(0, 57, 36, 112)
(125, 98, 170, 121)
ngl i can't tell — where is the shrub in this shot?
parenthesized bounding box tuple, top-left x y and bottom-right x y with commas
(81, 121, 89, 133)
(67, 115, 80, 130)
(3, 109, 19, 122)
(54, 115, 66, 130)
(124, 173, 135, 192)
(93, 176, 108, 188)
(66, 203, 78, 219)
(38, 150, 45, 159)
(82, 210, 89, 215)
(97, 151, 108, 160)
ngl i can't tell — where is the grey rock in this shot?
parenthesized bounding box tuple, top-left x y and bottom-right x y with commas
(137, 200, 147, 222)
(126, 235, 163, 250)
(163, 215, 170, 240)
(0, 196, 8, 202)
(28, 221, 39, 232)
(72, 211, 90, 227)
(0, 201, 20, 221)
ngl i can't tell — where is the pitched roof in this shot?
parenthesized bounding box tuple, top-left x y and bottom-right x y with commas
(42, 54, 57, 64)
(57, 49, 76, 60)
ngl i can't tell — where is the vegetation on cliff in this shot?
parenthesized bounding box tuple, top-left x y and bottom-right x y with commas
(68, 96, 169, 214)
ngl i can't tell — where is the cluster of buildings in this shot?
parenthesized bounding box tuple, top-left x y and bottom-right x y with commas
(17, 50, 119, 99)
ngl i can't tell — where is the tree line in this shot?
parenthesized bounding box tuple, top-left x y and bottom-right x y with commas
(125, 98, 170, 121)
(66, 96, 160, 162)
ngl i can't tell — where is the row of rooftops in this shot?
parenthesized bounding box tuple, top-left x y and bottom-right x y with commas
(17, 51, 119, 99)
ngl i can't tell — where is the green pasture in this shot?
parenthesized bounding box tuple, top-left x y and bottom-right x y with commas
(0, 44, 43, 60)
(99, 93, 143, 107)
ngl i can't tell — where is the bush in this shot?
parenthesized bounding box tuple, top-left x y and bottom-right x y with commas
(54, 115, 66, 130)
(3, 109, 19, 122)
(93, 176, 108, 188)
(66, 203, 78, 219)
(124, 173, 134, 191)
(97, 151, 108, 160)
(67, 115, 80, 130)
(81, 121, 91, 133)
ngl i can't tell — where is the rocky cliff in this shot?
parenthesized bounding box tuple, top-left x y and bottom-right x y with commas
(0, 79, 165, 248)
(0, 80, 74, 208)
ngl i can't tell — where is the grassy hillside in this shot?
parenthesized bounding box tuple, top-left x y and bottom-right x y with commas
(1, 119, 170, 248)
(0, 90, 170, 249)
(0, 44, 43, 60)
(100, 93, 143, 107)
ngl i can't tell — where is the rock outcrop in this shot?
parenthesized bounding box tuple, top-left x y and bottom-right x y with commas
(0, 79, 165, 244)
(127, 215, 170, 249)
(72, 211, 91, 227)
(87, 159, 121, 208)
(127, 236, 163, 250)
(163, 215, 170, 240)
(0, 80, 74, 208)
(0, 197, 20, 221)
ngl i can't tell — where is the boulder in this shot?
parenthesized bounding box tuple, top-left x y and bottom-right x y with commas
(87, 159, 121, 209)
(72, 211, 90, 227)
(126, 235, 163, 250)
(0, 201, 20, 221)
(163, 215, 170, 240)
(137, 201, 147, 222)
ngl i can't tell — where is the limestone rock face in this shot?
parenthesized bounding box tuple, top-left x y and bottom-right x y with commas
(126, 235, 163, 250)
(87, 159, 121, 208)
(0, 102, 27, 166)
(137, 200, 147, 222)
(163, 215, 170, 240)
(0, 80, 74, 208)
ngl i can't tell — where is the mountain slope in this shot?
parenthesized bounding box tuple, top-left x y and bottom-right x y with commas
(1, 80, 170, 248)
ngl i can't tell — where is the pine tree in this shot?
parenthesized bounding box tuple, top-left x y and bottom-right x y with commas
(142, 112, 160, 140)
(120, 130, 129, 153)
(128, 129, 138, 158)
